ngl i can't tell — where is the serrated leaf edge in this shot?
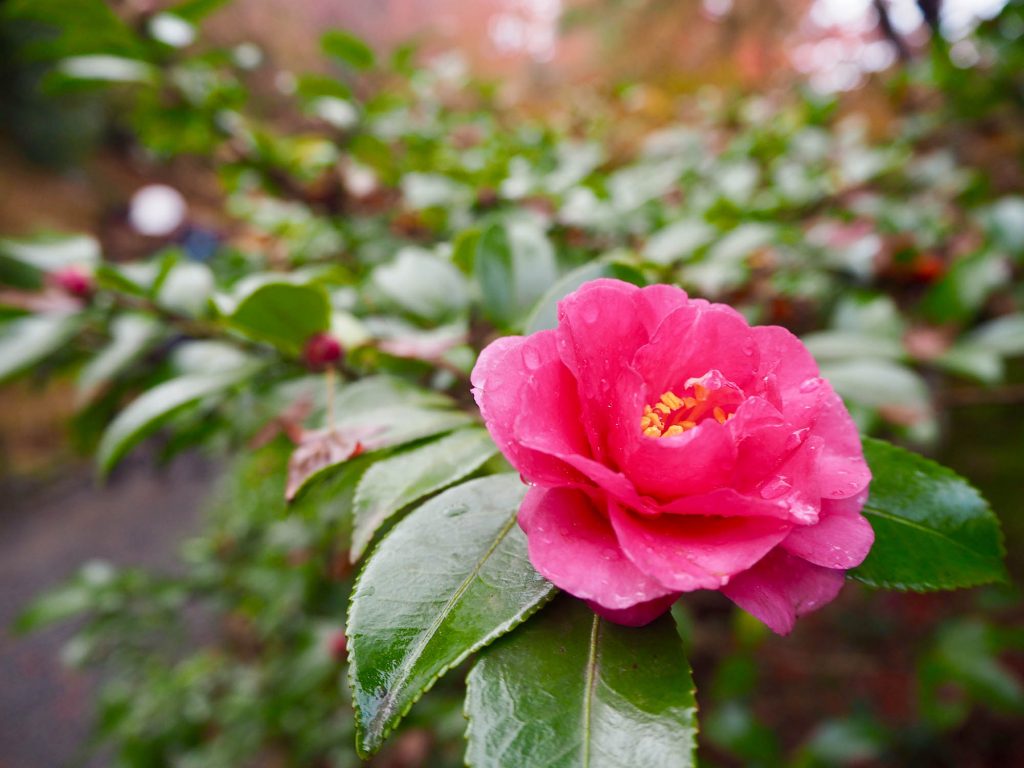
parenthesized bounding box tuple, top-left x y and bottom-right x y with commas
(854, 437, 1009, 591)
(349, 429, 499, 562)
(346, 481, 556, 758)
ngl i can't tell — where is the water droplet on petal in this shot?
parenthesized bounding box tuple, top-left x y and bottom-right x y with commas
(799, 377, 822, 394)
(522, 346, 542, 370)
(444, 505, 468, 518)
(760, 476, 792, 499)
(785, 427, 810, 451)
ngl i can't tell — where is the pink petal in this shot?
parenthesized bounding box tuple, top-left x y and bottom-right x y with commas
(519, 486, 677, 609)
(811, 388, 872, 500)
(727, 396, 791, 493)
(781, 490, 874, 569)
(471, 333, 587, 485)
(617, 419, 737, 499)
(721, 548, 846, 635)
(555, 279, 649, 461)
(609, 502, 792, 592)
(756, 435, 824, 525)
(635, 283, 692, 336)
(751, 325, 820, 392)
(586, 593, 679, 627)
(661, 487, 791, 518)
(633, 302, 760, 399)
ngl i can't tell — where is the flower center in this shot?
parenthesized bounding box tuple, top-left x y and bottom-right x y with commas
(639, 373, 739, 439)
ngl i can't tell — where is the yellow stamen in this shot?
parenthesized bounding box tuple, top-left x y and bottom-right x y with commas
(640, 386, 732, 439)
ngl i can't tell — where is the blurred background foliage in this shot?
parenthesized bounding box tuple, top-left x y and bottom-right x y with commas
(0, 0, 1022, 766)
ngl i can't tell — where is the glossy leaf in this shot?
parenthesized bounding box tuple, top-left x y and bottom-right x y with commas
(0, 312, 81, 384)
(851, 438, 1008, 590)
(371, 248, 469, 321)
(97, 366, 257, 475)
(350, 428, 499, 561)
(347, 474, 554, 757)
(228, 281, 330, 353)
(525, 259, 645, 335)
(77, 314, 162, 404)
(475, 221, 557, 328)
(465, 597, 698, 768)
(0, 234, 100, 281)
(321, 29, 375, 70)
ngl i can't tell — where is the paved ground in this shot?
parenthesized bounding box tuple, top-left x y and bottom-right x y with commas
(0, 456, 214, 768)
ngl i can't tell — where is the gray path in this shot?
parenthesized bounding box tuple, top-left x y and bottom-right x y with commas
(0, 456, 213, 768)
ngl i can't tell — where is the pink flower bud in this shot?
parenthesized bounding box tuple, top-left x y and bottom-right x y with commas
(50, 266, 95, 300)
(302, 333, 344, 370)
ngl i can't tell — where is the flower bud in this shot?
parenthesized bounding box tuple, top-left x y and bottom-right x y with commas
(49, 266, 95, 300)
(303, 332, 344, 370)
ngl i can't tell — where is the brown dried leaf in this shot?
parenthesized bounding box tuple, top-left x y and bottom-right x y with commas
(285, 427, 364, 501)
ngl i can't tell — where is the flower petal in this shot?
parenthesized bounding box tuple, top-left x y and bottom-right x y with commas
(519, 486, 677, 609)
(609, 503, 792, 592)
(472, 332, 586, 485)
(634, 302, 760, 399)
(812, 389, 872, 500)
(618, 419, 737, 499)
(586, 594, 679, 627)
(555, 279, 649, 461)
(721, 548, 846, 635)
(781, 490, 874, 569)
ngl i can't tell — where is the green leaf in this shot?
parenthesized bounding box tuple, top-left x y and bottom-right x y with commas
(643, 219, 715, 265)
(347, 474, 554, 757)
(0, 312, 81, 384)
(851, 438, 1008, 590)
(525, 258, 645, 335)
(228, 281, 330, 353)
(97, 366, 256, 475)
(54, 55, 156, 85)
(371, 248, 469, 322)
(321, 29, 375, 70)
(350, 428, 499, 561)
(919, 251, 1010, 324)
(77, 314, 162, 404)
(465, 597, 697, 768)
(475, 221, 558, 328)
(167, 0, 231, 23)
(0, 234, 100, 284)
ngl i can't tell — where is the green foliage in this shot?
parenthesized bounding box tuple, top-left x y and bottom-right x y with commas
(1, 4, 1019, 767)
(465, 597, 697, 768)
(347, 475, 555, 756)
(349, 427, 498, 560)
(853, 438, 1009, 590)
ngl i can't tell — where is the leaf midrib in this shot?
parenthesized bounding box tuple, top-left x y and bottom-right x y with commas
(365, 509, 519, 740)
(581, 614, 602, 768)
(863, 503, 994, 563)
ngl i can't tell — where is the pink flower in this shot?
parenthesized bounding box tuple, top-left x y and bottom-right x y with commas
(471, 279, 873, 634)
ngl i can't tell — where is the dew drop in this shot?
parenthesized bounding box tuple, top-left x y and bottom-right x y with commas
(799, 377, 821, 394)
(760, 476, 792, 499)
(784, 428, 809, 451)
(444, 505, 468, 518)
(523, 346, 543, 370)
(581, 303, 600, 323)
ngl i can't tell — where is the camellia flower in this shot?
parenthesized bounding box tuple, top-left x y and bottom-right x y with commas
(471, 279, 873, 634)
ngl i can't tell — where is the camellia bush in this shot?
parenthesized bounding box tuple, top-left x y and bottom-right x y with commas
(2, 1, 1021, 766)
